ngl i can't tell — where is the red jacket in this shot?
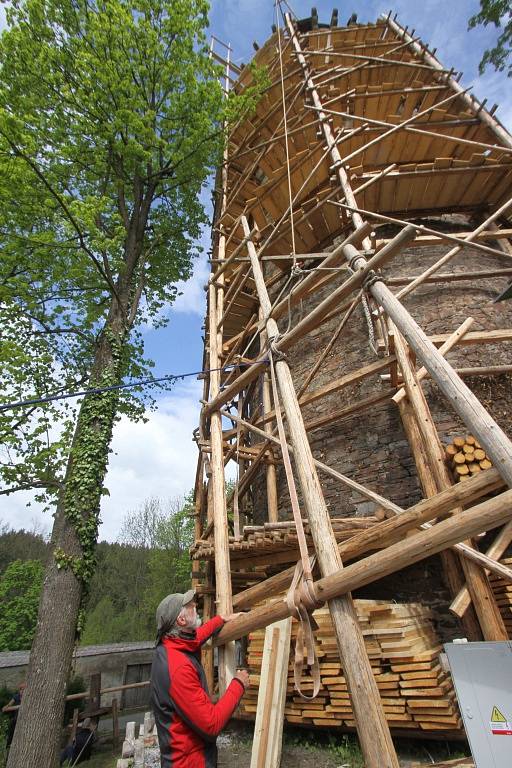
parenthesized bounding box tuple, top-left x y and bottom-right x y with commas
(150, 616, 245, 768)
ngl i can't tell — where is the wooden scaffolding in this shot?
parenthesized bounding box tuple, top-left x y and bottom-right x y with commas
(193, 9, 512, 766)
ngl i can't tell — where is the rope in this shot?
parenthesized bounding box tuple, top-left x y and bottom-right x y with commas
(343, 256, 383, 358)
(286, 559, 322, 700)
(267, 345, 323, 700)
(233, 396, 243, 540)
(69, 729, 94, 768)
(360, 291, 379, 356)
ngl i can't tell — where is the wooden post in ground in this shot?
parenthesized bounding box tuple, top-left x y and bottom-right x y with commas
(250, 618, 292, 768)
(206, 45, 236, 691)
(391, 323, 507, 640)
(260, 313, 279, 523)
(88, 673, 101, 712)
(208, 279, 235, 692)
(112, 697, 119, 748)
(242, 216, 399, 768)
(395, 390, 482, 640)
(71, 708, 79, 744)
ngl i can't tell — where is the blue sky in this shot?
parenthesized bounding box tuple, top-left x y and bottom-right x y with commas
(2, 0, 512, 540)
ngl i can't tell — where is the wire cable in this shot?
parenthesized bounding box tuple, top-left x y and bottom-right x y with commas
(0, 360, 268, 413)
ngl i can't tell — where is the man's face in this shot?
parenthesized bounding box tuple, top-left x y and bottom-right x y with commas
(177, 600, 201, 631)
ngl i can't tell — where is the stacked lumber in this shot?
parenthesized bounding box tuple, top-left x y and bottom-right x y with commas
(190, 516, 379, 562)
(240, 600, 462, 734)
(445, 435, 493, 482)
(489, 556, 512, 637)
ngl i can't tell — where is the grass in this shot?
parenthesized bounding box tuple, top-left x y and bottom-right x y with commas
(282, 728, 364, 766)
(74, 743, 118, 768)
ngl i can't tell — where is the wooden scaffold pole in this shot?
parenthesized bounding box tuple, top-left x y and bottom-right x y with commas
(242, 215, 400, 768)
(205, 42, 236, 693)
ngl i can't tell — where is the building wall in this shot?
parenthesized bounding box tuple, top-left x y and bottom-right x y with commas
(0, 643, 154, 709)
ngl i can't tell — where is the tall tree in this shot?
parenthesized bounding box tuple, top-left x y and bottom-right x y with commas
(469, 0, 512, 76)
(143, 492, 195, 618)
(0, 1, 262, 764)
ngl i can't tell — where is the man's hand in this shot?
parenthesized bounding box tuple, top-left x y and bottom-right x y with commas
(235, 669, 250, 689)
(221, 612, 244, 622)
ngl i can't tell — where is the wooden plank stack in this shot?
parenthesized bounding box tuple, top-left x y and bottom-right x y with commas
(239, 600, 462, 734)
(489, 556, 512, 637)
(191, 516, 379, 563)
(445, 435, 493, 482)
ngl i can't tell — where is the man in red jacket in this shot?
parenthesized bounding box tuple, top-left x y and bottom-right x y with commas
(150, 589, 249, 768)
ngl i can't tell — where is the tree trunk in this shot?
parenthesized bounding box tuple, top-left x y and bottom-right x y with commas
(7, 300, 128, 768)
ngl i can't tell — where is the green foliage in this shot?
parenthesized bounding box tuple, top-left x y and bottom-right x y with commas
(80, 492, 195, 642)
(0, 688, 13, 713)
(0, 716, 8, 768)
(0, 525, 48, 573)
(0, 491, 204, 646)
(0, 560, 44, 651)
(143, 492, 195, 617)
(469, 1, 512, 76)
(326, 734, 364, 766)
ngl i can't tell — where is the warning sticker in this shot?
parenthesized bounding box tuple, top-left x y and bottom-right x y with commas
(490, 706, 512, 736)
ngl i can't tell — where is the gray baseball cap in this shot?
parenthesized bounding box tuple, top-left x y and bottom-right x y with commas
(155, 589, 196, 637)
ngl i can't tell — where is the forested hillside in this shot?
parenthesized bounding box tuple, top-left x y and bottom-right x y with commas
(0, 493, 194, 650)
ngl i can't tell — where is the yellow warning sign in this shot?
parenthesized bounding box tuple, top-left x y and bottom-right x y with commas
(491, 706, 507, 723)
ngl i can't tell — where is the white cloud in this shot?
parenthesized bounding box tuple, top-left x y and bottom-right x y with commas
(172, 253, 209, 316)
(99, 379, 203, 540)
(0, 488, 50, 536)
(0, 379, 204, 542)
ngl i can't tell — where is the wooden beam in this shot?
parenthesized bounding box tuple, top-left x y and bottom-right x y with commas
(220, 406, 403, 517)
(383, 15, 512, 150)
(220, 489, 512, 642)
(278, 225, 416, 352)
(333, 200, 512, 262)
(387, 267, 512, 286)
(317, 104, 512, 157)
(397, 198, 512, 299)
(393, 317, 474, 405)
(450, 521, 512, 617)
(339, 241, 512, 491)
(250, 619, 291, 768)
(260, 314, 279, 523)
(379, 230, 512, 249)
(232, 468, 505, 610)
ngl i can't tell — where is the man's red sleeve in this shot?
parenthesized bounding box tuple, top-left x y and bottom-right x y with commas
(196, 615, 224, 645)
(169, 662, 245, 741)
